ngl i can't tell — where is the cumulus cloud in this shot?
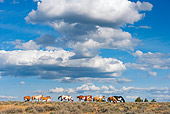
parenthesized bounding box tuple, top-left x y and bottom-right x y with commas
(76, 83, 101, 92)
(11, 40, 40, 50)
(126, 50, 170, 75)
(0, 50, 126, 79)
(24, 0, 152, 57)
(49, 87, 75, 93)
(26, 0, 152, 26)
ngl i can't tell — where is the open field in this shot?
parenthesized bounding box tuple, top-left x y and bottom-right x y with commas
(0, 101, 170, 114)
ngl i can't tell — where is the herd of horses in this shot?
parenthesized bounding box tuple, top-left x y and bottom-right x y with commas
(24, 95, 125, 103)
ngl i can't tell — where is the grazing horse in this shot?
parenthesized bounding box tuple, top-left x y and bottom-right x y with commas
(93, 96, 105, 102)
(77, 95, 93, 102)
(32, 95, 43, 102)
(58, 95, 73, 102)
(41, 96, 51, 102)
(24, 96, 31, 102)
(113, 96, 125, 102)
(107, 96, 117, 103)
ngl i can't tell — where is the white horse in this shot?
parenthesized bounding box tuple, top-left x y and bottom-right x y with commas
(58, 95, 73, 102)
(32, 95, 43, 102)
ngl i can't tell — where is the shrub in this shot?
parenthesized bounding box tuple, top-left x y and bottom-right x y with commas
(151, 99, 156, 102)
(34, 106, 46, 112)
(25, 106, 37, 113)
(135, 97, 143, 102)
(43, 105, 56, 111)
(144, 98, 149, 102)
(97, 107, 108, 113)
(3, 108, 23, 114)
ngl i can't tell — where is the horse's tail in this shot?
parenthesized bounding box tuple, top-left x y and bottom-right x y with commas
(121, 96, 125, 102)
(93, 97, 95, 101)
(58, 96, 62, 100)
(32, 96, 34, 100)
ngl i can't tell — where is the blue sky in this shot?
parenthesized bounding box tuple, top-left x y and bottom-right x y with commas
(0, 0, 170, 102)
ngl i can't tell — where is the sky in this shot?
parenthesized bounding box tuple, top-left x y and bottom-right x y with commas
(0, 0, 170, 102)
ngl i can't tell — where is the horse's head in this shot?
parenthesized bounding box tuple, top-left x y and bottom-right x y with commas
(24, 96, 26, 100)
(103, 96, 105, 99)
(40, 95, 44, 98)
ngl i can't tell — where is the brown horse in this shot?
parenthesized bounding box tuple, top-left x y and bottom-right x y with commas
(41, 96, 51, 102)
(93, 96, 105, 102)
(77, 95, 93, 102)
(107, 96, 117, 103)
(24, 96, 31, 102)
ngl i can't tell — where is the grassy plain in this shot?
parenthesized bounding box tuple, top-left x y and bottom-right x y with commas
(0, 101, 170, 114)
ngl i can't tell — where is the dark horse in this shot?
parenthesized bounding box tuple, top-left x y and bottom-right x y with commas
(113, 96, 125, 102)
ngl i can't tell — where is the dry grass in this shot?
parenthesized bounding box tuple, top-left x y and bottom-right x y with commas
(0, 101, 170, 114)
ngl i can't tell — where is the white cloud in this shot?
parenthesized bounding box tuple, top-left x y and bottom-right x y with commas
(127, 50, 170, 72)
(76, 83, 100, 92)
(49, 87, 75, 93)
(101, 85, 109, 90)
(57, 77, 132, 84)
(0, 95, 17, 99)
(82, 56, 126, 74)
(0, 76, 1, 79)
(49, 87, 64, 93)
(12, 40, 40, 50)
(126, 96, 138, 99)
(20, 81, 25, 85)
(153, 95, 170, 100)
(128, 25, 151, 29)
(135, 1, 153, 11)
(137, 26, 151, 29)
(0, 49, 74, 66)
(26, 0, 152, 26)
(24, 0, 152, 57)
(148, 71, 157, 76)
(0, 50, 126, 79)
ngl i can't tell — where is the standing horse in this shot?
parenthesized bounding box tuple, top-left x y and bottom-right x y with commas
(77, 95, 93, 102)
(107, 96, 117, 103)
(93, 96, 105, 102)
(41, 96, 51, 102)
(113, 96, 125, 102)
(24, 96, 31, 102)
(32, 95, 43, 102)
(58, 95, 73, 102)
